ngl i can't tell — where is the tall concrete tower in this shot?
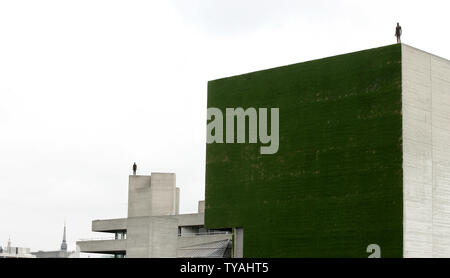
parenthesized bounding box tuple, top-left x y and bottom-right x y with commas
(205, 44, 450, 257)
(60, 223, 67, 251)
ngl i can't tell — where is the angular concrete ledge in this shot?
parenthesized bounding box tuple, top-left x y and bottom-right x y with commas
(92, 218, 127, 232)
(76, 239, 126, 254)
(174, 213, 205, 226)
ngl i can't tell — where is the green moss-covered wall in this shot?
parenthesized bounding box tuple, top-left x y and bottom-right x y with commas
(205, 44, 403, 258)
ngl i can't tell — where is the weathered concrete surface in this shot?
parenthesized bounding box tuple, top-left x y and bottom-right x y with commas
(174, 213, 205, 226)
(234, 228, 244, 258)
(402, 44, 450, 258)
(176, 187, 180, 215)
(76, 239, 126, 254)
(150, 173, 178, 216)
(126, 216, 178, 258)
(198, 201, 205, 214)
(127, 173, 177, 217)
(92, 218, 127, 232)
(127, 175, 152, 217)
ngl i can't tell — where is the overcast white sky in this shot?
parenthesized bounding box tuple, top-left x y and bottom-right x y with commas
(0, 0, 449, 252)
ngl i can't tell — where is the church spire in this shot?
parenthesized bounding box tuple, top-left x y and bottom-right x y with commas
(60, 222, 67, 251)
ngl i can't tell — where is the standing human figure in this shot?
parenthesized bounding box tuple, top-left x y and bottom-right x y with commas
(132, 162, 137, 175)
(395, 23, 402, 43)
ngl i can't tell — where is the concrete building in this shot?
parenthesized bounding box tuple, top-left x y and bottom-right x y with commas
(77, 173, 231, 258)
(32, 223, 78, 258)
(205, 44, 450, 257)
(401, 45, 450, 257)
(0, 238, 36, 258)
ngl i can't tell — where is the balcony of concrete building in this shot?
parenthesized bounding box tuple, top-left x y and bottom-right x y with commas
(92, 218, 127, 233)
(76, 237, 127, 255)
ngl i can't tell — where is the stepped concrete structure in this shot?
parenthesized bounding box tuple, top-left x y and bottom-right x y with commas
(205, 44, 450, 258)
(76, 173, 231, 258)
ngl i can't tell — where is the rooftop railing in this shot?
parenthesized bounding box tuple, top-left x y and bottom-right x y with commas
(77, 237, 122, 242)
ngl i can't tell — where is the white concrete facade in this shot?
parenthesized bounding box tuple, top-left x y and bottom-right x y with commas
(402, 44, 450, 257)
(77, 173, 231, 258)
(233, 227, 244, 258)
(127, 174, 178, 217)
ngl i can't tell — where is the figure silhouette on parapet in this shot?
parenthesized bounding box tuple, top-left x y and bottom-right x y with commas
(395, 23, 402, 43)
(133, 162, 137, 175)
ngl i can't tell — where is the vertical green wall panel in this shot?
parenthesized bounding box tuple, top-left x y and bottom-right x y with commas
(205, 44, 403, 257)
